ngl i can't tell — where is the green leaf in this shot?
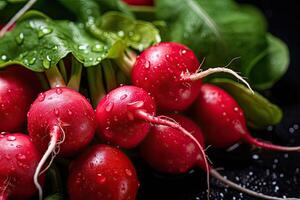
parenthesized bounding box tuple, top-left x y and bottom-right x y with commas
(0, 11, 125, 72)
(156, 0, 288, 89)
(210, 78, 283, 129)
(99, 12, 160, 51)
(249, 34, 290, 90)
(45, 194, 62, 200)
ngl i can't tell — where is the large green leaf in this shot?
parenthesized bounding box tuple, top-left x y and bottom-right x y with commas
(156, 0, 288, 89)
(0, 11, 125, 72)
(249, 34, 290, 90)
(211, 78, 283, 129)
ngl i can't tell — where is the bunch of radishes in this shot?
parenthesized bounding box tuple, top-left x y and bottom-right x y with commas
(1, 39, 300, 200)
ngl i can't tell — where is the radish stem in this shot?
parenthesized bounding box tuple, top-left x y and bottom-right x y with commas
(35, 72, 49, 90)
(58, 60, 68, 83)
(102, 60, 117, 92)
(87, 66, 106, 107)
(67, 57, 82, 91)
(45, 66, 66, 88)
(115, 49, 137, 76)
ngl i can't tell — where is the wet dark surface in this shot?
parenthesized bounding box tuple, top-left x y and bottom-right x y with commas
(136, 1, 300, 199)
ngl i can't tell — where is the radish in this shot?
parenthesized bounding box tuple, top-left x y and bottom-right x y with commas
(0, 66, 39, 132)
(132, 42, 251, 111)
(68, 144, 139, 200)
(140, 114, 296, 200)
(123, 0, 153, 6)
(0, 133, 45, 200)
(27, 87, 96, 200)
(96, 85, 210, 197)
(195, 84, 300, 152)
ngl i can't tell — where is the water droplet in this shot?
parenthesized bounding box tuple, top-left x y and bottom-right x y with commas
(97, 173, 106, 183)
(233, 107, 239, 112)
(15, 32, 24, 45)
(68, 110, 73, 115)
(1, 54, 7, 61)
(144, 61, 150, 69)
(7, 135, 16, 141)
(180, 49, 187, 55)
(16, 153, 26, 161)
(125, 169, 132, 176)
(56, 88, 62, 95)
(38, 93, 45, 102)
(54, 108, 59, 116)
(43, 55, 51, 69)
(92, 44, 104, 52)
(252, 154, 259, 160)
(28, 57, 36, 65)
(105, 102, 114, 112)
(52, 45, 58, 51)
(127, 101, 144, 108)
(120, 94, 128, 100)
(38, 27, 52, 38)
(78, 44, 89, 51)
(117, 31, 125, 37)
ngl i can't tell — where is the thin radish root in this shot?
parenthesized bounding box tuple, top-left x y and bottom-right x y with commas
(34, 126, 62, 200)
(210, 169, 299, 200)
(244, 134, 300, 152)
(134, 110, 211, 200)
(0, 0, 38, 37)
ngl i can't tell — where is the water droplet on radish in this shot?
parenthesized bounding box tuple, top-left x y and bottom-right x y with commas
(54, 108, 59, 116)
(68, 110, 73, 115)
(15, 32, 24, 45)
(38, 93, 45, 102)
(125, 168, 132, 176)
(7, 135, 16, 141)
(127, 101, 144, 108)
(180, 49, 187, 55)
(233, 107, 239, 112)
(105, 102, 114, 112)
(16, 153, 26, 161)
(120, 94, 128, 100)
(144, 61, 150, 69)
(97, 173, 106, 183)
(55, 88, 62, 95)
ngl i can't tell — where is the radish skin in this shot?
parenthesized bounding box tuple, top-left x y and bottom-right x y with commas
(195, 84, 300, 152)
(68, 145, 139, 200)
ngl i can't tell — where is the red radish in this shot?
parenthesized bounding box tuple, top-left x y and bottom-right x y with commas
(0, 133, 45, 200)
(0, 67, 39, 132)
(132, 42, 251, 111)
(68, 144, 139, 200)
(96, 85, 209, 197)
(140, 114, 294, 200)
(195, 84, 300, 152)
(123, 0, 153, 6)
(27, 87, 96, 200)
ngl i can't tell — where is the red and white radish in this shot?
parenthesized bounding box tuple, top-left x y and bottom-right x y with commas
(0, 67, 40, 132)
(0, 133, 44, 200)
(140, 114, 295, 200)
(27, 87, 96, 200)
(195, 84, 300, 152)
(68, 144, 139, 200)
(132, 42, 251, 111)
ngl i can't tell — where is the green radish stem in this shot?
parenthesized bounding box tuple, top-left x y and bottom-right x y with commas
(115, 49, 137, 75)
(87, 65, 106, 107)
(45, 66, 66, 88)
(116, 67, 129, 85)
(67, 57, 83, 91)
(35, 72, 50, 90)
(48, 165, 64, 195)
(102, 60, 117, 92)
(58, 60, 68, 83)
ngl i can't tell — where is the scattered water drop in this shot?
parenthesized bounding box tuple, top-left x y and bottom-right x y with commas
(120, 94, 128, 100)
(43, 55, 51, 69)
(97, 173, 107, 183)
(68, 110, 73, 115)
(117, 31, 125, 37)
(28, 57, 36, 65)
(180, 49, 187, 55)
(56, 88, 62, 95)
(38, 93, 45, 102)
(15, 32, 24, 45)
(105, 102, 114, 112)
(252, 154, 259, 160)
(233, 107, 239, 112)
(144, 61, 150, 69)
(127, 101, 144, 108)
(92, 44, 104, 52)
(128, 32, 141, 42)
(16, 153, 26, 161)
(125, 169, 132, 176)
(54, 108, 59, 116)
(78, 44, 89, 51)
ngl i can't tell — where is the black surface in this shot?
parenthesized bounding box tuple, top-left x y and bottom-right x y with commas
(136, 1, 300, 199)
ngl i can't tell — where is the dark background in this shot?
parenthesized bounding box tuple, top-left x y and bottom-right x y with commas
(137, 1, 300, 199)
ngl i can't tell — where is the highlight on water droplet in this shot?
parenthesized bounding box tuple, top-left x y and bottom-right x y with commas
(92, 44, 104, 52)
(7, 135, 16, 141)
(78, 44, 89, 51)
(128, 31, 141, 42)
(38, 26, 53, 38)
(105, 102, 114, 112)
(15, 32, 24, 45)
(1, 54, 7, 61)
(43, 55, 52, 69)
